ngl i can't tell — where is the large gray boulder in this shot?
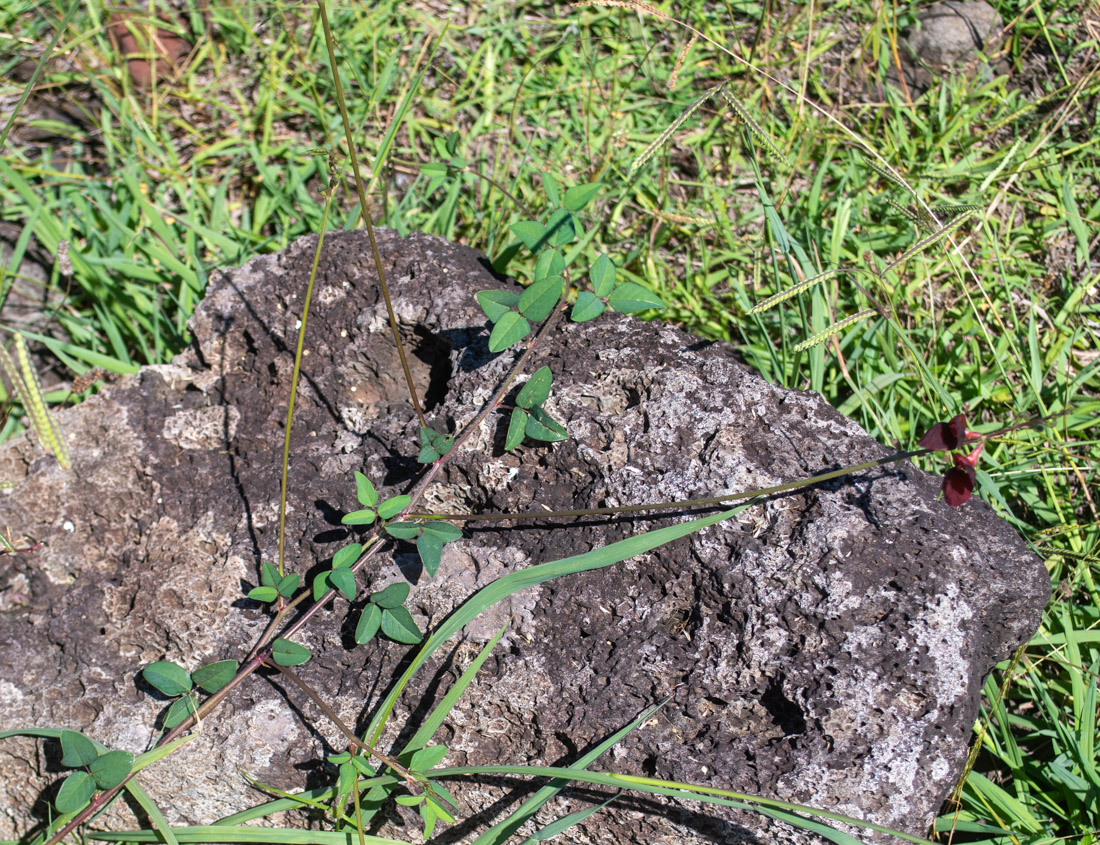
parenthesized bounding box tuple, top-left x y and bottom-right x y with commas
(0, 229, 1048, 843)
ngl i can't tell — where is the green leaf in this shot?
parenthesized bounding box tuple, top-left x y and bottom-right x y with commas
(351, 756, 376, 777)
(608, 282, 665, 314)
(505, 408, 528, 451)
(525, 406, 568, 442)
(534, 249, 564, 282)
(511, 220, 548, 251)
(571, 292, 606, 322)
(407, 745, 449, 772)
(271, 638, 312, 667)
(488, 311, 531, 353)
(248, 586, 278, 602)
(276, 573, 300, 596)
(313, 570, 332, 601)
(191, 660, 238, 694)
(385, 521, 423, 540)
(328, 567, 357, 600)
(341, 508, 377, 526)
(355, 603, 382, 645)
(516, 366, 553, 409)
(418, 532, 444, 578)
(589, 253, 616, 297)
(378, 495, 411, 521)
(476, 290, 520, 323)
(381, 606, 423, 644)
(354, 472, 379, 507)
(333, 543, 363, 569)
(55, 771, 96, 814)
(519, 796, 616, 844)
(420, 162, 448, 178)
(545, 209, 576, 247)
(518, 276, 563, 323)
(89, 749, 134, 790)
(422, 523, 462, 543)
(162, 694, 198, 730)
(370, 581, 411, 609)
(563, 182, 601, 212)
(418, 427, 455, 463)
(396, 794, 426, 807)
(541, 173, 561, 208)
(60, 730, 99, 767)
(143, 661, 193, 698)
(260, 561, 279, 588)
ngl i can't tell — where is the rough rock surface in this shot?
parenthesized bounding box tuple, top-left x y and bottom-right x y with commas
(0, 229, 1048, 843)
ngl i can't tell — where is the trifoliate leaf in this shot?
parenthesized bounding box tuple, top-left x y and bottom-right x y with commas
(545, 209, 576, 247)
(191, 660, 238, 694)
(55, 772, 95, 814)
(377, 495, 411, 521)
(589, 253, 616, 297)
(355, 602, 382, 644)
(608, 282, 665, 314)
(328, 567, 357, 600)
(143, 661, 193, 698)
(354, 472, 379, 507)
(341, 508, 377, 526)
(333, 543, 362, 569)
(381, 606, 423, 644)
(271, 637, 311, 667)
(571, 291, 606, 322)
(418, 427, 454, 463)
(516, 366, 553, 409)
(518, 275, 562, 323)
(563, 182, 601, 212)
(370, 581, 411, 609)
(525, 406, 568, 442)
(476, 290, 520, 323)
(488, 311, 531, 353)
(384, 521, 422, 540)
(511, 220, 548, 251)
(505, 408, 528, 451)
(60, 730, 98, 768)
(89, 750, 133, 790)
(417, 531, 444, 578)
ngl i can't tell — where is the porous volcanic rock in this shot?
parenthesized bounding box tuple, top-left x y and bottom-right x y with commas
(0, 229, 1048, 843)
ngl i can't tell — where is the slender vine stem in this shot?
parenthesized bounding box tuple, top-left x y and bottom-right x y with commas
(318, 0, 426, 430)
(271, 663, 415, 783)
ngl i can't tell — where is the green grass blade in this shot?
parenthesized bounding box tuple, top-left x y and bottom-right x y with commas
(87, 827, 406, 844)
(401, 623, 507, 755)
(122, 780, 180, 845)
(473, 701, 668, 845)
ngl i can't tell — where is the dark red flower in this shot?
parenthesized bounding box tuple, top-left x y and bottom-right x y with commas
(920, 415, 986, 507)
(943, 456, 976, 506)
(919, 413, 969, 451)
